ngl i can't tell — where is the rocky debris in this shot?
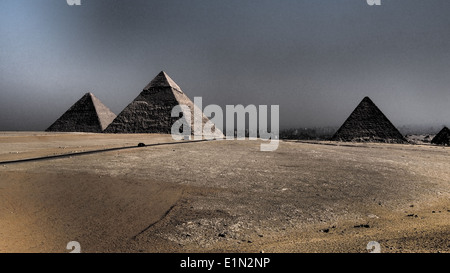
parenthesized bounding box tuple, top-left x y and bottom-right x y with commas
(163, 214, 257, 248)
(354, 224, 370, 228)
(319, 225, 338, 233)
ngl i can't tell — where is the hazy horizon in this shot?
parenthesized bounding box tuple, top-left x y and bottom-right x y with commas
(1, 0, 449, 131)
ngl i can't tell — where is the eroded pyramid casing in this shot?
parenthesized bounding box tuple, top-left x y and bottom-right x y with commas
(104, 71, 215, 135)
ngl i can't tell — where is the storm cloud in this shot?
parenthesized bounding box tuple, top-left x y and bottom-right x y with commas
(1, 0, 449, 131)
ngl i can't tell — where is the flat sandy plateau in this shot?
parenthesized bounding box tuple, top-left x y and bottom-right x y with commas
(0, 132, 448, 253)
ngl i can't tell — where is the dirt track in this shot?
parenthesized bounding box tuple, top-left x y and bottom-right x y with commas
(0, 132, 449, 253)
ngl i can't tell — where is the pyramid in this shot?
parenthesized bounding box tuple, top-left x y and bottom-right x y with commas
(104, 71, 215, 135)
(431, 126, 450, 146)
(331, 97, 406, 143)
(46, 92, 116, 133)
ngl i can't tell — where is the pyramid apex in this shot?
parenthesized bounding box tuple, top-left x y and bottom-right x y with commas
(144, 71, 182, 92)
(431, 126, 450, 145)
(440, 126, 450, 133)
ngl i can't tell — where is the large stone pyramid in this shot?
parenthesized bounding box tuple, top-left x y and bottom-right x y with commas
(331, 96, 406, 143)
(46, 92, 116, 133)
(431, 126, 450, 146)
(104, 71, 213, 135)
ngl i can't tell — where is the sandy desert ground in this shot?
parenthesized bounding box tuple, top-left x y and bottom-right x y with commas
(0, 132, 448, 253)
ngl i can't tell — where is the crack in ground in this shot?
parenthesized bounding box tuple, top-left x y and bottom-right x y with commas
(131, 204, 177, 240)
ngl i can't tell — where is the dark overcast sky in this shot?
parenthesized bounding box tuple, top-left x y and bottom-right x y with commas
(1, 0, 449, 131)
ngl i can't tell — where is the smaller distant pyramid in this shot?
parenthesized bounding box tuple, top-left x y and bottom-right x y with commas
(431, 126, 450, 146)
(46, 92, 116, 133)
(331, 97, 406, 143)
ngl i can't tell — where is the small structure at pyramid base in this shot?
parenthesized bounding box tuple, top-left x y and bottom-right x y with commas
(46, 92, 116, 133)
(331, 96, 407, 143)
(104, 71, 221, 137)
(431, 126, 450, 146)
